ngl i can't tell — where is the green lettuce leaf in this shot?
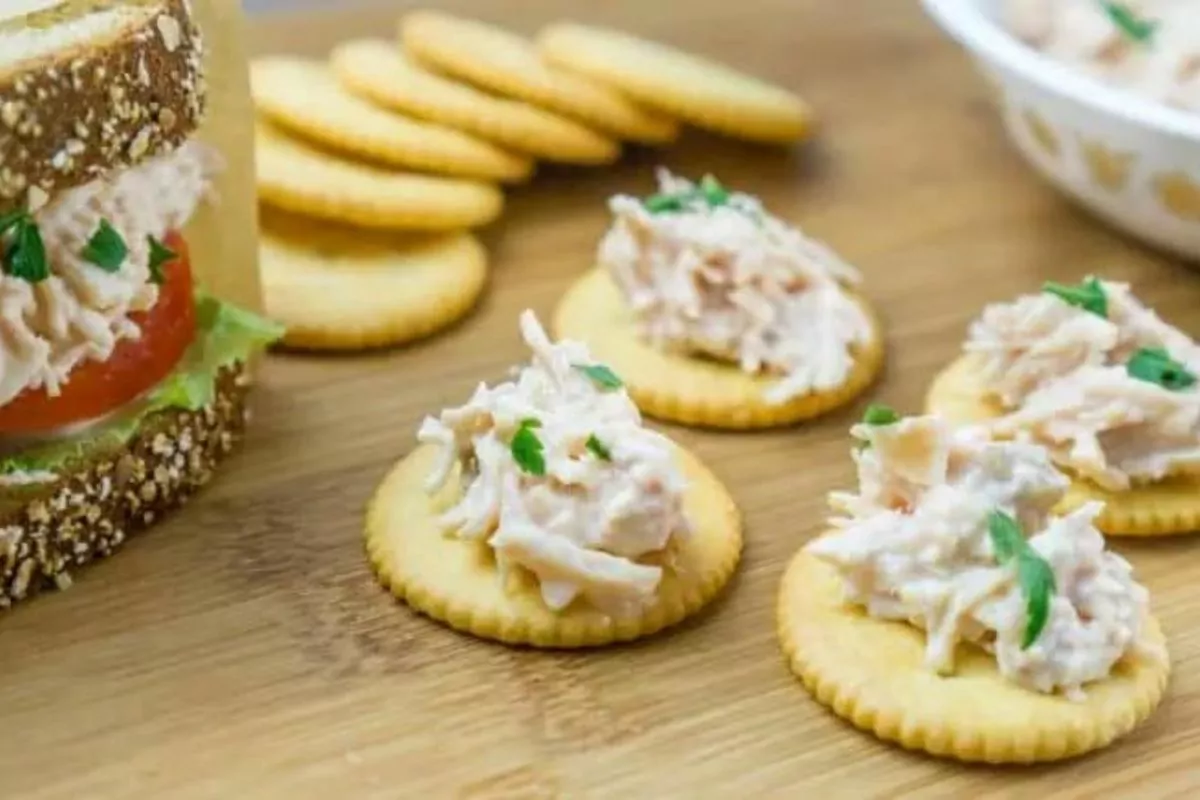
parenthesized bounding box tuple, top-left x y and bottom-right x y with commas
(0, 292, 284, 478)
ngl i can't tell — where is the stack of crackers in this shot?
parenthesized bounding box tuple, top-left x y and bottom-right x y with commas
(250, 11, 813, 351)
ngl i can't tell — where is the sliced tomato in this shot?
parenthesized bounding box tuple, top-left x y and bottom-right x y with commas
(0, 231, 196, 435)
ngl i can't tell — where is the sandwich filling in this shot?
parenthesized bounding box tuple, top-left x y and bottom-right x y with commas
(809, 410, 1157, 699)
(598, 170, 873, 404)
(1005, 0, 1200, 113)
(418, 310, 692, 616)
(965, 277, 1200, 490)
(0, 141, 283, 479)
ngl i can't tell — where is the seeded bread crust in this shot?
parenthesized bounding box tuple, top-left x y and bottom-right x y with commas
(0, 0, 206, 214)
(0, 365, 249, 609)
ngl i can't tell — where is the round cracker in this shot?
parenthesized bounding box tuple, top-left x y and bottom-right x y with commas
(400, 11, 678, 145)
(537, 23, 813, 145)
(365, 443, 742, 648)
(330, 40, 620, 166)
(259, 210, 487, 351)
(255, 121, 503, 231)
(553, 268, 884, 429)
(928, 355, 1200, 537)
(250, 56, 533, 183)
(778, 547, 1170, 763)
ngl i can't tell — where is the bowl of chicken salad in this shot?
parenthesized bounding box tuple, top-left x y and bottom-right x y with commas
(923, 0, 1200, 260)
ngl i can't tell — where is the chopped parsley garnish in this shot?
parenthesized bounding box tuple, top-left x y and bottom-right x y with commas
(987, 510, 1056, 649)
(585, 434, 612, 461)
(1100, 2, 1158, 45)
(1, 212, 48, 283)
(510, 417, 546, 476)
(1126, 347, 1196, 391)
(854, 403, 901, 449)
(862, 403, 900, 427)
(1043, 276, 1108, 318)
(573, 362, 623, 390)
(80, 219, 128, 272)
(644, 174, 732, 214)
(147, 235, 177, 285)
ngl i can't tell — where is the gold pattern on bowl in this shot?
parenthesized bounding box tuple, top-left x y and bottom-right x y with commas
(1154, 172, 1200, 222)
(1081, 139, 1135, 192)
(1024, 108, 1060, 157)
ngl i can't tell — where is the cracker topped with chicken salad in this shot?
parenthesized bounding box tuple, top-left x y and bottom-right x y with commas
(554, 170, 884, 429)
(365, 310, 742, 647)
(928, 276, 1200, 536)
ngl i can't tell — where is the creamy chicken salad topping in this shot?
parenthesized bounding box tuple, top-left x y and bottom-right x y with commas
(1005, 0, 1200, 112)
(599, 170, 873, 404)
(966, 277, 1200, 489)
(809, 410, 1156, 698)
(418, 310, 692, 616)
(0, 141, 220, 410)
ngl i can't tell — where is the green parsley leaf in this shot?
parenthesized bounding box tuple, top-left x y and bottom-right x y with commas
(1043, 276, 1108, 318)
(573, 363, 623, 390)
(986, 509, 1056, 649)
(854, 403, 901, 449)
(511, 418, 546, 476)
(644, 193, 687, 213)
(698, 175, 730, 207)
(862, 403, 901, 427)
(986, 509, 1025, 563)
(80, 219, 128, 272)
(147, 235, 177, 285)
(1017, 552, 1056, 649)
(1126, 347, 1197, 391)
(4, 217, 48, 283)
(1100, 2, 1158, 45)
(585, 434, 612, 461)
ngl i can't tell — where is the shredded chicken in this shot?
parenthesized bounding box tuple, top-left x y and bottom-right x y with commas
(811, 414, 1158, 699)
(966, 280, 1200, 489)
(599, 169, 873, 404)
(417, 310, 692, 617)
(0, 141, 221, 409)
(1005, 0, 1200, 112)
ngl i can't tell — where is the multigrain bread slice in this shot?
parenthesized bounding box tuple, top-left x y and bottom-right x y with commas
(0, 0, 206, 213)
(0, 366, 250, 607)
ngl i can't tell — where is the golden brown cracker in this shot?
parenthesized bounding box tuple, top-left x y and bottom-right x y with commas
(778, 547, 1170, 763)
(250, 56, 532, 183)
(365, 443, 742, 648)
(553, 268, 884, 429)
(537, 23, 813, 145)
(330, 39, 620, 166)
(928, 355, 1200, 536)
(400, 11, 678, 145)
(255, 121, 503, 231)
(259, 210, 487, 351)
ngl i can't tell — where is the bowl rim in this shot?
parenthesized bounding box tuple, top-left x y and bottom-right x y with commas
(921, 0, 1200, 142)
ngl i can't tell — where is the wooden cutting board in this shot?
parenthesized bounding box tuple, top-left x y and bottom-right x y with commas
(4, 1, 1200, 797)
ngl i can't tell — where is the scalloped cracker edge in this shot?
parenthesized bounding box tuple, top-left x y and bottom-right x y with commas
(553, 268, 884, 429)
(777, 548, 1170, 764)
(400, 11, 679, 145)
(928, 355, 1200, 537)
(536, 22, 813, 145)
(364, 443, 742, 648)
(259, 213, 487, 351)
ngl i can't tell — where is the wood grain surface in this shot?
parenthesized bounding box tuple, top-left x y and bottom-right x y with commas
(4, 1, 1200, 797)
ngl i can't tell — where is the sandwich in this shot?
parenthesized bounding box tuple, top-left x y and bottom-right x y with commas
(0, 0, 283, 608)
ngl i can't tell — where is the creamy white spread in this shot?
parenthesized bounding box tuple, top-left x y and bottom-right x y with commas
(0, 141, 219, 409)
(809, 414, 1157, 699)
(599, 170, 873, 404)
(417, 310, 692, 616)
(1005, 0, 1200, 112)
(966, 280, 1200, 489)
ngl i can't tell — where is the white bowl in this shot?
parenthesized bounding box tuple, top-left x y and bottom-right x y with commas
(922, 0, 1200, 261)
